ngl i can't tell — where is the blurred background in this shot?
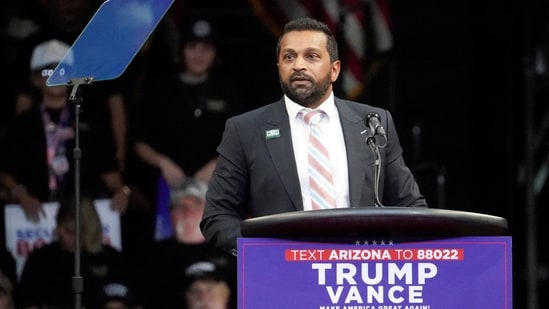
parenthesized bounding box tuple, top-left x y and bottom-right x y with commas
(2, 0, 548, 308)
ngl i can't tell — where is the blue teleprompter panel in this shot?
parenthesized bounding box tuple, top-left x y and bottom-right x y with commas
(47, 0, 174, 86)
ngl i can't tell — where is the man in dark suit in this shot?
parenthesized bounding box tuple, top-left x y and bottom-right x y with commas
(201, 17, 427, 255)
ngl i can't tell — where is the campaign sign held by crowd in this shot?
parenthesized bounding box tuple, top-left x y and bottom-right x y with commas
(4, 199, 121, 279)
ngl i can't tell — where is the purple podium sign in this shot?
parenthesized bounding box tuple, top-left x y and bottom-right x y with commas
(238, 236, 512, 309)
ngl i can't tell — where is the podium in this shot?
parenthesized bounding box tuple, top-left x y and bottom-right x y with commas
(237, 207, 511, 309)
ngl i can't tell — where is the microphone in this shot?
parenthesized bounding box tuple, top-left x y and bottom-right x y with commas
(365, 113, 386, 138)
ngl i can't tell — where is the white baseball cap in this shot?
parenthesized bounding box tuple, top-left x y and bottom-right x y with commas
(29, 39, 71, 71)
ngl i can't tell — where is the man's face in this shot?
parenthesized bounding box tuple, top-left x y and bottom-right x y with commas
(277, 30, 340, 109)
(170, 196, 206, 244)
(57, 219, 77, 252)
(185, 279, 230, 309)
(31, 65, 69, 108)
(183, 41, 217, 76)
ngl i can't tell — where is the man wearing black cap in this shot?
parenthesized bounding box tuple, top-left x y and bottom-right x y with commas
(99, 282, 138, 309)
(183, 259, 233, 309)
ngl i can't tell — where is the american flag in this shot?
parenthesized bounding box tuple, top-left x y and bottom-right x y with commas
(249, 0, 393, 100)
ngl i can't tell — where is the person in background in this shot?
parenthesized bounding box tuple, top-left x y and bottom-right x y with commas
(200, 17, 427, 255)
(12, 0, 128, 173)
(0, 39, 129, 225)
(141, 179, 235, 309)
(98, 281, 140, 309)
(182, 259, 233, 309)
(168, 179, 210, 245)
(133, 17, 242, 239)
(18, 196, 134, 309)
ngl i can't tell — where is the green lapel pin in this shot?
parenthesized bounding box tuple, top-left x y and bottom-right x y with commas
(265, 128, 280, 139)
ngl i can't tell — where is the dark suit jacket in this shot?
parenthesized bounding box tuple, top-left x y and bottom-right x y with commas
(201, 97, 427, 254)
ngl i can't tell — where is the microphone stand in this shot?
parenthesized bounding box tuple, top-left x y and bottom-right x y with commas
(67, 76, 94, 309)
(44, 0, 176, 306)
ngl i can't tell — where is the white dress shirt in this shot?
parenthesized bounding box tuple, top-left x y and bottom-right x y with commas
(285, 93, 350, 210)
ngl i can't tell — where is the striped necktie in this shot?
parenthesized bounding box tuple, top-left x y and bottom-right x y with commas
(301, 109, 337, 209)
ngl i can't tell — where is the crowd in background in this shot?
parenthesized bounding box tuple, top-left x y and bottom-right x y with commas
(0, 0, 258, 308)
(1, 0, 546, 309)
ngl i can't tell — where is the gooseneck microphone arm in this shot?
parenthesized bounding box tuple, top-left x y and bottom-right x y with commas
(364, 113, 387, 207)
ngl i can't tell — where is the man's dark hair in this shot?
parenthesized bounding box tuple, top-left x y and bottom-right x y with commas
(276, 17, 339, 62)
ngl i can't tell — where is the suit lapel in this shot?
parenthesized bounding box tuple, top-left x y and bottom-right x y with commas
(260, 98, 373, 210)
(261, 100, 303, 211)
(336, 99, 372, 207)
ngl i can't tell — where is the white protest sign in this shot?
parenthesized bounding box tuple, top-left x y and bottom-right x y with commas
(4, 199, 121, 280)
